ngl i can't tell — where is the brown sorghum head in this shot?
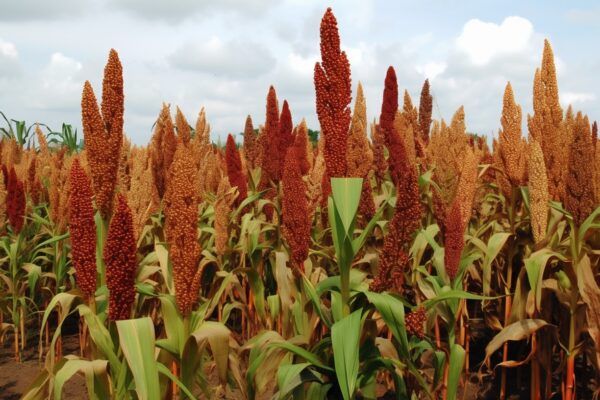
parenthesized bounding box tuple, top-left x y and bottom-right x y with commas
(282, 146, 310, 272)
(418, 79, 433, 143)
(259, 86, 280, 187)
(82, 49, 124, 219)
(6, 166, 25, 234)
(68, 159, 97, 299)
(406, 307, 427, 339)
(243, 115, 259, 170)
(444, 199, 464, 281)
(104, 194, 137, 321)
(225, 134, 248, 208)
(314, 7, 351, 184)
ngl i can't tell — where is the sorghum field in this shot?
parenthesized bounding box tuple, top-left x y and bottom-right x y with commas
(1, 6, 599, 400)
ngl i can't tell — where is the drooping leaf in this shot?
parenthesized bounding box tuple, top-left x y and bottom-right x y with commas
(485, 319, 549, 361)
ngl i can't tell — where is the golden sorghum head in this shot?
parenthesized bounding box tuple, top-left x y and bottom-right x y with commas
(541, 39, 563, 129)
(527, 139, 549, 243)
(455, 147, 479, 229)
(347, 82, 372, 179)
(164, 142, 201, 315)
(306, 142, 326, 221)
(81, 49, 124, 219)
(565, 112, 595, 227)
(394, 111, 417, 168)
(126, 146, 159, 240)
(191, 107, 212, 170)
(498, 82, 527, 188)
(175, 106, 191, 145)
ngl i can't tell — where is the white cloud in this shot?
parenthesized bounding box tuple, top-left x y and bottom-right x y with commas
(561, 92, 597, 106)
(0, 39, 20, 77)
(169, 37, 276, 78)
(0, 40, 18, 59)
(456, 16, 534, 66)
(35, 53, 84, 111)
(416, 62, 447, 80)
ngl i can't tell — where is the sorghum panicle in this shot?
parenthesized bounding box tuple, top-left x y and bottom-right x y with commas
(105, 194, 137, 321)
(68, 159, 98, 299)
(314, 7, 351, 186)
(225, 134, 248, 208)
(282, 146, 310, 273)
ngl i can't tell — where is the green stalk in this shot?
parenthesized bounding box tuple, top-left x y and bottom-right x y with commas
(340, 266, 350, 318)
(95, 213, 108, 287)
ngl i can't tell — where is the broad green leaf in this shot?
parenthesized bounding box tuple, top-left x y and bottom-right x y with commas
(331, 177, 362, 234)
(277, 363, 311, 399)
(78, 305, 120, 369)
(53, 358, 108, 400)
(366, 292, 409, 358)
(447, 344, 465, 400)
(116, 318, 160, 400)
(331, 309, 362, 400)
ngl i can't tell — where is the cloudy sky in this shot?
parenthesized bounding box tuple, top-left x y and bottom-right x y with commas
(0, 0, 598, 144)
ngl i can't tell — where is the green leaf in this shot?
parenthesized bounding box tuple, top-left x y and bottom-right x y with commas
(578, 205, 600, 239)
(525, 249, 565, 313)
(365, 292, 409, 358)
(277, 362, 311, 399)
(271, 342, 334, 372)
(331, 177, 363, 234)
(53, 357, 109, 400)
(421, 289, 497, 310)
(331, 309, 362, 400)
(156, 363, 197, 400)
(482, 233, 511, 296)
(447, 343, 465, 400)
(302, 276, 332, 327)
(116, 318, 161, 400)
